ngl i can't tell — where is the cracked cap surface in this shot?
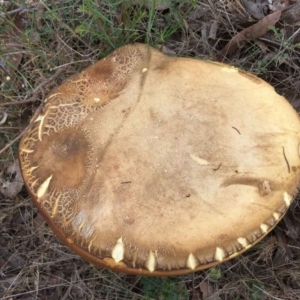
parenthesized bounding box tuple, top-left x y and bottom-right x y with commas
(19, 43, 300, 276)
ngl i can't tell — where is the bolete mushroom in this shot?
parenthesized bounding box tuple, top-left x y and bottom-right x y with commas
(19, 44, 300, 276)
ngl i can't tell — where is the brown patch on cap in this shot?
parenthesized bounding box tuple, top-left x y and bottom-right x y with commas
(29, 127, 89, 189)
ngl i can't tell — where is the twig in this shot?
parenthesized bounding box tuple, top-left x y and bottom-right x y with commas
(0, 130, 26, 155)
(60, 283, 73, 300)
(0, 67, 65, 107)
(0, 6, 25, 18)
(0, 4, 38, 18)
(232, 126, 241, 135)
(0, 105, 43, 154)
(0, 98, 41, 106)
(213, 163, 222, 171)
(0, 105, 43, 155)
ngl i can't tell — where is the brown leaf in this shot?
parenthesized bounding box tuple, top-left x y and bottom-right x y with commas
(269, 0, 289, 12)
(209, 21, 219, 40)
(219, 10, 282, 59)
(240, 0, 265, 20)
(0, 160, 24, 198)
(191, 290, 200, 300)
(281, 3, 300, 25)
(200, 281, 219, 300)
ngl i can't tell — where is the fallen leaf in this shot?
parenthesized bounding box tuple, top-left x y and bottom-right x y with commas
(200, 281, 219, 300)
(240, 0, 265, 19)
(281, 3, 300, 25)
(283, 210, 300, 239)
(219, 10, 281, 59)
(269, 0, 289, 12)
(291, 97, 300, 112)
(0, 160, 24, 198)
(191, 290, 200, 300)
(156, 44, 176, 55)
(209, 21, 219, 40)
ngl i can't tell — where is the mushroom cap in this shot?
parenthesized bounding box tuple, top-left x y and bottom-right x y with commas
(19, 44, 300, 276)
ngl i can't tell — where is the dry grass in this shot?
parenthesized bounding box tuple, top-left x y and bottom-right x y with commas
(1, 0, 300, 299)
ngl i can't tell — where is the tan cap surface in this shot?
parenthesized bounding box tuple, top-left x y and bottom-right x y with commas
(19, 44, 300, 276)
